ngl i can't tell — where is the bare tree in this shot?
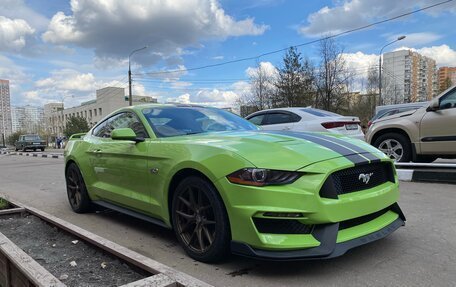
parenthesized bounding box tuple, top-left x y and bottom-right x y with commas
(315, 37, 353, 113)
(237, 61, 276, 116)
(249, 61, 276, 110)
(274, 47, 316, 107)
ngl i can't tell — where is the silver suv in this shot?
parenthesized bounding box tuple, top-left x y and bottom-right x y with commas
(366, 86, 456, 162)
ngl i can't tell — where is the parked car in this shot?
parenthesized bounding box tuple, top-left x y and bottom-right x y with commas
(366, 86, 456, 162)
(245, 107, 365, 140)
(65, 104, 405, 262)
(15, 134, 46, 152)
(368, 102, 428, 128)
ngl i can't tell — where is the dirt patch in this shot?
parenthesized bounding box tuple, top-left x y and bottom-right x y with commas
(0, 214, 150, 286)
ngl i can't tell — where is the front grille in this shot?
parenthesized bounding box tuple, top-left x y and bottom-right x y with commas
(320, 162, 395, 199)
(339, 207, 390, 230)
(253, 218, 313, 234)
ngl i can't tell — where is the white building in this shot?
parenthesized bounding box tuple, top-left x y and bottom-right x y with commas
(11, 105, 44, 133)
(382, 50, 437, 104)
(46, 87, 157, 136)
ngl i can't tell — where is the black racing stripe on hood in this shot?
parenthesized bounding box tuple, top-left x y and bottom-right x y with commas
(301, 132, 381, 163)
(267, 131, 369, 165)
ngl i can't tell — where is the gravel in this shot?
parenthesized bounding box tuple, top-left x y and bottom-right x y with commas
(0, 214, 150, 286)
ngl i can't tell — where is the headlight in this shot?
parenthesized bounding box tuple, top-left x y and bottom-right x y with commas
(226, 168, 302, 186)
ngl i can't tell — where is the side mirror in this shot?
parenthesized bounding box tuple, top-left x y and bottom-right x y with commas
(111, 128, 144, 143)
(426, 99, 439, 112)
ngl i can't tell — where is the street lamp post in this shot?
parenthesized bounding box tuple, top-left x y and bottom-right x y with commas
(128, 46, 148, 106)
(378, 35, 406, 106)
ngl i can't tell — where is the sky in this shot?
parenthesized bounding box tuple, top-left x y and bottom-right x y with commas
(1, 0, 456, 109)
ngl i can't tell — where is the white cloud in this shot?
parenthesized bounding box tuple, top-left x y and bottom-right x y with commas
(0, 16, 35, 52)
(35, 69, 97, 92)
(342, 51, 378, 78)
(42, 0, 268, 65)
(0, 0, 49, 31)
(299, 0, 456, 37)
(395, 45, 456, 67)
(245, 61, 278, 79)
(0, 55, 31, 104)
(166, 93, 192, 104)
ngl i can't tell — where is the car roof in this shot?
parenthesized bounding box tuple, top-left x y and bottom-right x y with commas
(246, 107, 341, 118)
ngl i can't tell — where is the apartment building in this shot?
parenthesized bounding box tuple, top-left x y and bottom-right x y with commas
(438, 66, 456, 92)
(0, 79, 12, 138)
(382, 50, 437, 104)
(11, 105, 44, 133)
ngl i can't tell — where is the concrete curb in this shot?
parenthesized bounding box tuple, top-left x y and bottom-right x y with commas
(0, 151, 63, 159)
(396, 163, 456, 184)
(0, 197, 213, 287)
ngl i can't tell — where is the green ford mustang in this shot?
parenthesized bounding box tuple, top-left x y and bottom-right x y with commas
(64, 104, 405, 262)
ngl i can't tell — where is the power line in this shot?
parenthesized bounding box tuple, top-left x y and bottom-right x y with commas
(135, 0, 453, 77)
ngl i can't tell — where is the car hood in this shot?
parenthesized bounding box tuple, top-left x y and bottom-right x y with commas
(374, 108, 420, 123)
(166, 131, 383, 170)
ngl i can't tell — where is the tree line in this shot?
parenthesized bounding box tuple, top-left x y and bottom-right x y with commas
(238, 38, 379, 126)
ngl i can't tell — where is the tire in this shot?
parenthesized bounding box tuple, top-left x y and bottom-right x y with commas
(15, 147, 18, 151)
(171, 176, 231, 262)
(65, 163, 92, 213)
(33, 148, 36, 152)
(373, 133, 411, 162)
(40, 148, 45, 152)
(22, 146, 26, 152)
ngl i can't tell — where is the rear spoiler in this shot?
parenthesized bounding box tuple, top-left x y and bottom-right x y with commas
(69, 133, 86, 140)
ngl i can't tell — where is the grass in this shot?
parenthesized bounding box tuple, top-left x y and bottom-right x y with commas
(0, 198, 10, 210)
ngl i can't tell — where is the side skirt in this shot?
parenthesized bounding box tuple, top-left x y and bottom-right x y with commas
(93, 200, 171, 229)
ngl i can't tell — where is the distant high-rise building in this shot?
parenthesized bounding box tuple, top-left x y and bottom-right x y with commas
(382, 50, 437, 104)
(438, 67, 456, 92)
(11, 105, 44, 133)
(0, 79, 12, 139)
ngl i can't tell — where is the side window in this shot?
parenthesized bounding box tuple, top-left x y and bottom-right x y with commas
(248, 114, 265, 125)
(264, 113, 295, 125)
(92, 119, 110, 138)
(92, 112, 148, 138)
(439, 89, 456, 110)
(110, 113, 148, 138)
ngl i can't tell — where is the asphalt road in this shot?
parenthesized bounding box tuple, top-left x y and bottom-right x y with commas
(0, 154, 455, 286)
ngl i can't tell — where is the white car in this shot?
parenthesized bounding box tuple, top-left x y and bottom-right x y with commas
(246, 107, 365, 140)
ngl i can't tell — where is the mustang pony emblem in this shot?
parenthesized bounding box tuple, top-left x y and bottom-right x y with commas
(359, 173, 374, 184)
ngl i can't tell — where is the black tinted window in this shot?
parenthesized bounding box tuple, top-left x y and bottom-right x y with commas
(248, 114, 265, 125)
(142, 107, 258, 138)
(301, 108, 339, 117)
(92, 112, 148, 138)
(265, 113, 295, 125)
(440, 89, 456, 110)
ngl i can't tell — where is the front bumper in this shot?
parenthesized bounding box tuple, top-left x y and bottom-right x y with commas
(231, 203, 405, 260)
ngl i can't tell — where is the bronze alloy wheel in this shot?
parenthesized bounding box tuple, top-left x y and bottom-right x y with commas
(172, 176, 230, 262)
(175, 186, 216, 253)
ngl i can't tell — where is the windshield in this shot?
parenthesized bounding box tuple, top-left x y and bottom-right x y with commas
(300, 108, 340, 117)
(142, 106, 259, 137)
(24, 135, 41, 141)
